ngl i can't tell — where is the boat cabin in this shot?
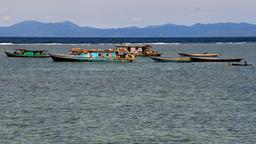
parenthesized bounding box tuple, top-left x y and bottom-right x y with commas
(116, 44, 161, 56)
(69, 48, 131, 59)
(50, 47, 136, 62)
(13, 49, 47, 56)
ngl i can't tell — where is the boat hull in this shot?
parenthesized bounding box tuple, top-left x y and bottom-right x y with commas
(231, 63, 253, 66)
(151, 57, 191, 62)
(49, 54, 134, 62)
(179, 53, 221, 57)
(138, 53, 161, 57)
(5, 51, 50, 58)
(190, 57, 242, 62)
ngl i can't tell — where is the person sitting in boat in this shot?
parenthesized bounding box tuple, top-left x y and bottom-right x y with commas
(244, 61, 248, 66)
(14, 49, 23, 54)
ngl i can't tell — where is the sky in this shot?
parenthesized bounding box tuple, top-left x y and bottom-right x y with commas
(0, 0, 255, 28)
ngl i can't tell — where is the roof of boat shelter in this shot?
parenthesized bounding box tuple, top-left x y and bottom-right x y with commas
(14, 49, 47, 52)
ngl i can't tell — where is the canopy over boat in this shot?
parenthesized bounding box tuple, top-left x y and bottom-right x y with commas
(50, 47, 136, 62)
(14, 49, 47, 52)
(5, 49, 49, 58)
(116, 44, 152, 48)
(116, 44, 161, 57)
(70, 47, 128, 53)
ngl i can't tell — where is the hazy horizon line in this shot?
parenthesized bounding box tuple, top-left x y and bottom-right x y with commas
(1, 20, 255, 29)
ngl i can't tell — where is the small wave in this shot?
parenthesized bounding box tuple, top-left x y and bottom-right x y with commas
(1, 43, 94, 46)
(150, 42, 181, 45)
(231, 42, 248, 44)
(68, 43, 93, 46)
(215, 42, 248, 45)
(169, 43, 181, 45)
(121, 42, 181, 45)
(151, 42, 167, 45)
(0, 42, 184, 46)
(98, 43, 108, 46)
(0, 43, 64, 46)
(34, 43, 64, 45)
(0, 43, 14, 45)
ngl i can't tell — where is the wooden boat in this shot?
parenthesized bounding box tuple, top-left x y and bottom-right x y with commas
(178, 53, 221, 57)
(151, 57, 191, 62)
(116, 44, 161, 57)
(231, 61, 253, 66)
(190, 57, 242, 62)
(5, 49, 49, 58)
(231, 63, 253, 66)
(50, 48, 136, 62)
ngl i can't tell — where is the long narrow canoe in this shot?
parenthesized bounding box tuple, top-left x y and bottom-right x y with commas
(231, 63, 253, 66)
(151, 57, 191, 62)
(190, 57, 242, 62)
(179, 53, 221, 57)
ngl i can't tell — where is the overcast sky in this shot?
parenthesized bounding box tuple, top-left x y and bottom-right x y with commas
(0, 0, 255, 28)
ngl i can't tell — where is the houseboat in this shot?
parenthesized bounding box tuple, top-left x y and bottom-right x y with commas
(116, 44, 161, 57)
(49, 48, 136, 62)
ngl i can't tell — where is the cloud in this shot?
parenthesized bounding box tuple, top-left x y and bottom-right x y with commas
(129, 17, 144, 23)
(0, 8, 11, 21)
(0, 8, 8, 13)
(2, 15, 12, 21)
(194, 7, 201, 11)
(183, 7, 201, 12)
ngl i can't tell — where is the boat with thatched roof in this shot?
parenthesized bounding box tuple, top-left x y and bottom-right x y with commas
(50, 48, 136, 62)
(116, 44, 161, 57)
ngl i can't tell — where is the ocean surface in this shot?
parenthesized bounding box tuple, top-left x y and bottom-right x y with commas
(0, 38, 256, 143)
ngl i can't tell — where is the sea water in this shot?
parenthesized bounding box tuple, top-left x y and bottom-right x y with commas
(0, 41, 256, 143)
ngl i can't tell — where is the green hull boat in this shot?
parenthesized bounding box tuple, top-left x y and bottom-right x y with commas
(5, 49, 49, 58)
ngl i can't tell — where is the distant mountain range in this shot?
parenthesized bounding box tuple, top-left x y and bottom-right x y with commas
(0, 21, 256, 37)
